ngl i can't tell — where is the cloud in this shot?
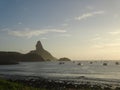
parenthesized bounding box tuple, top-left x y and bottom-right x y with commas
(40, 37, 48, 40)
(18, 22, 22, 25)
(75, 11, 104, 21)
(7, 28, 67, 38)
(91, 37, 102, 41)
(93, 43, 120, 49)
(61, 23, 68, 27)
(108, 31, 120, 35)
(114, 14, 119, 19)
(91, 30, 120, 49)
(86, 6, 94, 10)
(59, 34, 71, 37)
(92, 44, 104, 48)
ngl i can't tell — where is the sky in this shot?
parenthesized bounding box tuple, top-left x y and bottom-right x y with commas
(0, 0, 120, 60)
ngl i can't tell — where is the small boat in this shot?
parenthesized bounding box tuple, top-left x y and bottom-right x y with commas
(78, 63, 81, 66)
(90, 62, 93, 64)
(103, 63, 107, 66)
(115, 62, 119, 65)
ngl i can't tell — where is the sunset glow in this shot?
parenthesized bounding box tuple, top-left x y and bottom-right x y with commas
(0, 0, 120, 60)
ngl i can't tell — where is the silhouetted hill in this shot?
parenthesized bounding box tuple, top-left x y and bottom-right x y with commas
(0, 51, 45, 65)
(0, 40, 57, 64)
(21, 53, 44, 62)
(0, 40, 60, 64)
(30, 41, 57, 60)
(0, 52, 22, 65)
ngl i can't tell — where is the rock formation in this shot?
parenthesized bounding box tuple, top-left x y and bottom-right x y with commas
(0, 40, 57, 65)
(58, 57, 71, 61)
(29, 41, 57, 61)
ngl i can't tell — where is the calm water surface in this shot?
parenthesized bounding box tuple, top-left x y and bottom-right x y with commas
(0, 61, 120, 80)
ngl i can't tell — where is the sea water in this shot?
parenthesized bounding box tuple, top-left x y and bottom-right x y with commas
(0, 61, 120, 80)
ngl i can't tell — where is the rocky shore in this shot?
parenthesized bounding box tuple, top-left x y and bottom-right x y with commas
(1, 74, 120, 90)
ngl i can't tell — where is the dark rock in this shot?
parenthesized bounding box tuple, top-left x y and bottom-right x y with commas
(0, 51, 45, 64)
(36, 41, 43, 51)
(21, 53, 44, 62)
(0, 52, 21, 65)
(59, 57, 71, 61)
(30, 40, 57, 61)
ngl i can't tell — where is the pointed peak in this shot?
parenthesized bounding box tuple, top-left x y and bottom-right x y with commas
(37, 40, 42, 45)
(36, 40, 43, 51)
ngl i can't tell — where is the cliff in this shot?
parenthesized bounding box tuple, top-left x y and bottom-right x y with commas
(29, 41, 57, 61)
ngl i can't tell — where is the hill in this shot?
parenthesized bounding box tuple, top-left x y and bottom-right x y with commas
(0, 40, 57, 64)
(0, 51, 44, 65)
(29, 41, 57, 60)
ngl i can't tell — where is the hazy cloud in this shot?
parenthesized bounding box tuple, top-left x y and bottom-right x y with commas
(114, 14, 119, 19)
(59, 34, 71, 37)
(108, 31, 120, 35)
(18, 22, 22, 25)
(92, 30, 120, 49)
(92, 44, 104, 48)
(75, 11, 104, 21)
(91, 37, 102, 41)
(93, 43, 120, 49)
(61, 23, 68, 27)
(86, 6, 94, 10)
(40, 37, 48, 40)
(7, 28, 67, 38)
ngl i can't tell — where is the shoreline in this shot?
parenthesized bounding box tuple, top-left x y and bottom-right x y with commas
(0, 74, 120, 90)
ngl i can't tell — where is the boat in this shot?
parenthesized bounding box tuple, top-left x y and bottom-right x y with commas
(78, 63, 81, 66)
(115, 62, 119, 65)
(103, 63, 107, 66)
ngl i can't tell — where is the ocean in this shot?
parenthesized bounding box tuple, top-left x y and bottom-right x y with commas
(0, 61, 120, 81)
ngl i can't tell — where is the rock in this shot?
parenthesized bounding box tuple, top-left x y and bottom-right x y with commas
(36, 41, 44, 51)
(30, 41, 57, 61)
(59, 57, 71, 61)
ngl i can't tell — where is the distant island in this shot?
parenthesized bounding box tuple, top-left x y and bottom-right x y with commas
(59, 57, 71, 61)
(0, 40, 71, 65)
